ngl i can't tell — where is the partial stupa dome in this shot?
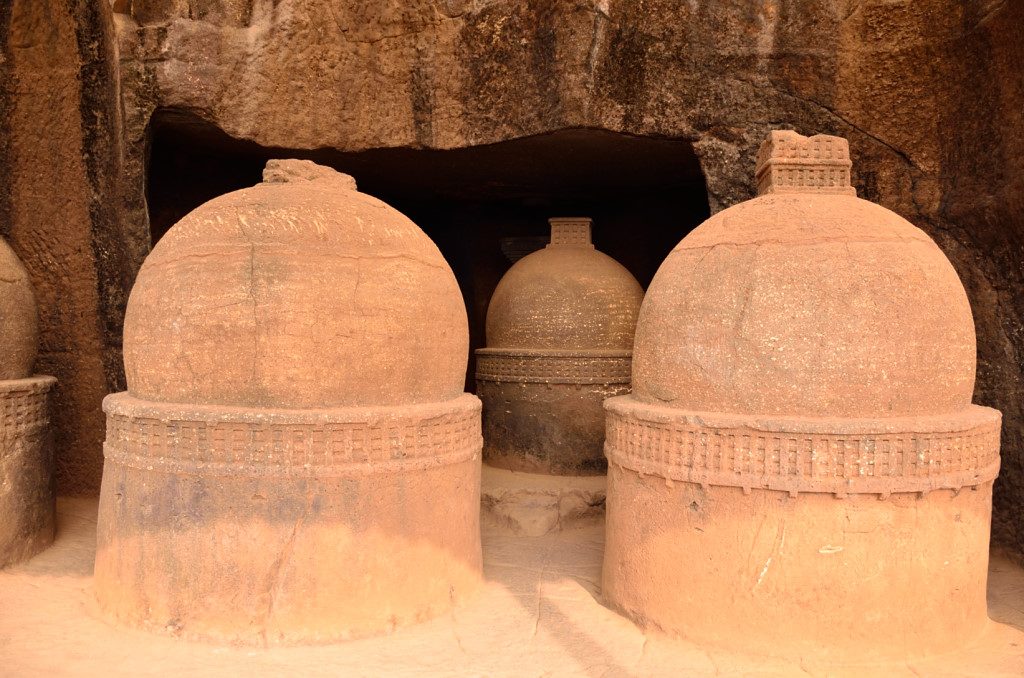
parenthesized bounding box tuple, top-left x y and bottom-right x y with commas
(485, 218, 642, 351)
(124, 158, 468, 409)
(0, 236, 39, 381)
(476, 218, 643, 475)
(602, 132, 1001, 663)
(95, 160, 483, 644)
(632, 132, 975, 418)
(0, 236, 57, 568)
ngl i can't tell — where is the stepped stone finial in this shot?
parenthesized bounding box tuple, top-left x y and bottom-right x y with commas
(755, 130, 855, 196)
(548, 217, 593, 247)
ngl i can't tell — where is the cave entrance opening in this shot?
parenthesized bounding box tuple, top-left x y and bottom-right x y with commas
(146, 110, 712, 389)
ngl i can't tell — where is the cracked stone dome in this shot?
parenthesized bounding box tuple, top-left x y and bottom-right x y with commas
(485, 218, 643, 351)
(0, 237, 39, 381)
(96, 160, 483, 644)
(603, 131, 1000, 662)
(632, 137, 976, 419)
(476, 218, 643, 475)
(123, 159, 469, 408)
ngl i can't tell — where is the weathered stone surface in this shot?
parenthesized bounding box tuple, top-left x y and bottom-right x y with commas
(0, 376, 57, 568)
(476, 377, 630, 475)
(94, 160, 483, 644)
(0, 237, 56, 568)
(0, 237, 37, 381)
(1, 1, 1022, 558)
(480, 464, 606, 536)
(603, 132, 1001, 661)
(477, 217, 642, 475)
(0, 0, 136, 496)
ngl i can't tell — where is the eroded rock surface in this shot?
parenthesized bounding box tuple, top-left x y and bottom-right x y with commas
(603, 131, 1001, 661)
(94, 160, 483, 644)
(0, 237, 56, 568)
(477, 217, 642, 475)
(0, 0, 135, 495)
(481, 464, 606, 536)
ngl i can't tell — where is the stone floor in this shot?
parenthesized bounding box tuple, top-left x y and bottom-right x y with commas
(1, 496, 1023, 677)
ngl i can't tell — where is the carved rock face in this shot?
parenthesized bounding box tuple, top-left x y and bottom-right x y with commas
(0, 238, 38, 381)
(124, 160, 468, 408)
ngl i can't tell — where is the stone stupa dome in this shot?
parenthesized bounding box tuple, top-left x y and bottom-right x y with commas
(476, 217, 643, 476)
(632, 132, 975, 419)
(123, 159, 468, 409)
(95, 160, 483, 644)
(485, 218, 642, 351)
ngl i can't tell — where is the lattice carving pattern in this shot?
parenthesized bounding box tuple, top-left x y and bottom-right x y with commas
(476, 351, 631, 385)
(548, 219, 592, 246)
(757, 166, 853, 194)
(606, 402, 1001, 496)
(103, 394, 482, 477)
(755, 131, 854, 194)
(0, 378, 55, 444)
(756, 132, 850, 166)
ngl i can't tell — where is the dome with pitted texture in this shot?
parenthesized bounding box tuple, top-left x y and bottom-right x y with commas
(485, 218, 642, 351)
(632, 141, 974, 419)
(0, 237, 38, 381)
(476, 218, 642, 476)
(96, 160, 483, 645)
(124, 159, 468, 409)
(602, 131, 1001, 663)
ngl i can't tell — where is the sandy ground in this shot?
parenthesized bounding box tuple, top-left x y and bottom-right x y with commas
(1, 496, 1022, 677)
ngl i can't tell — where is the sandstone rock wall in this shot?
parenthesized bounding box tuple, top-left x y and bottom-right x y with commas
(0, 0, 137, 493)
(2, 0, 1022, 557)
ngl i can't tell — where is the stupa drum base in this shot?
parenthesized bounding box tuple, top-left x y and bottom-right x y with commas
(0, 376, 56, 568)
(94, 392, 483, 644)
(604, 395, 1002, 661)
(603, 465, 997, 661)
(478, 348, 631, 475)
